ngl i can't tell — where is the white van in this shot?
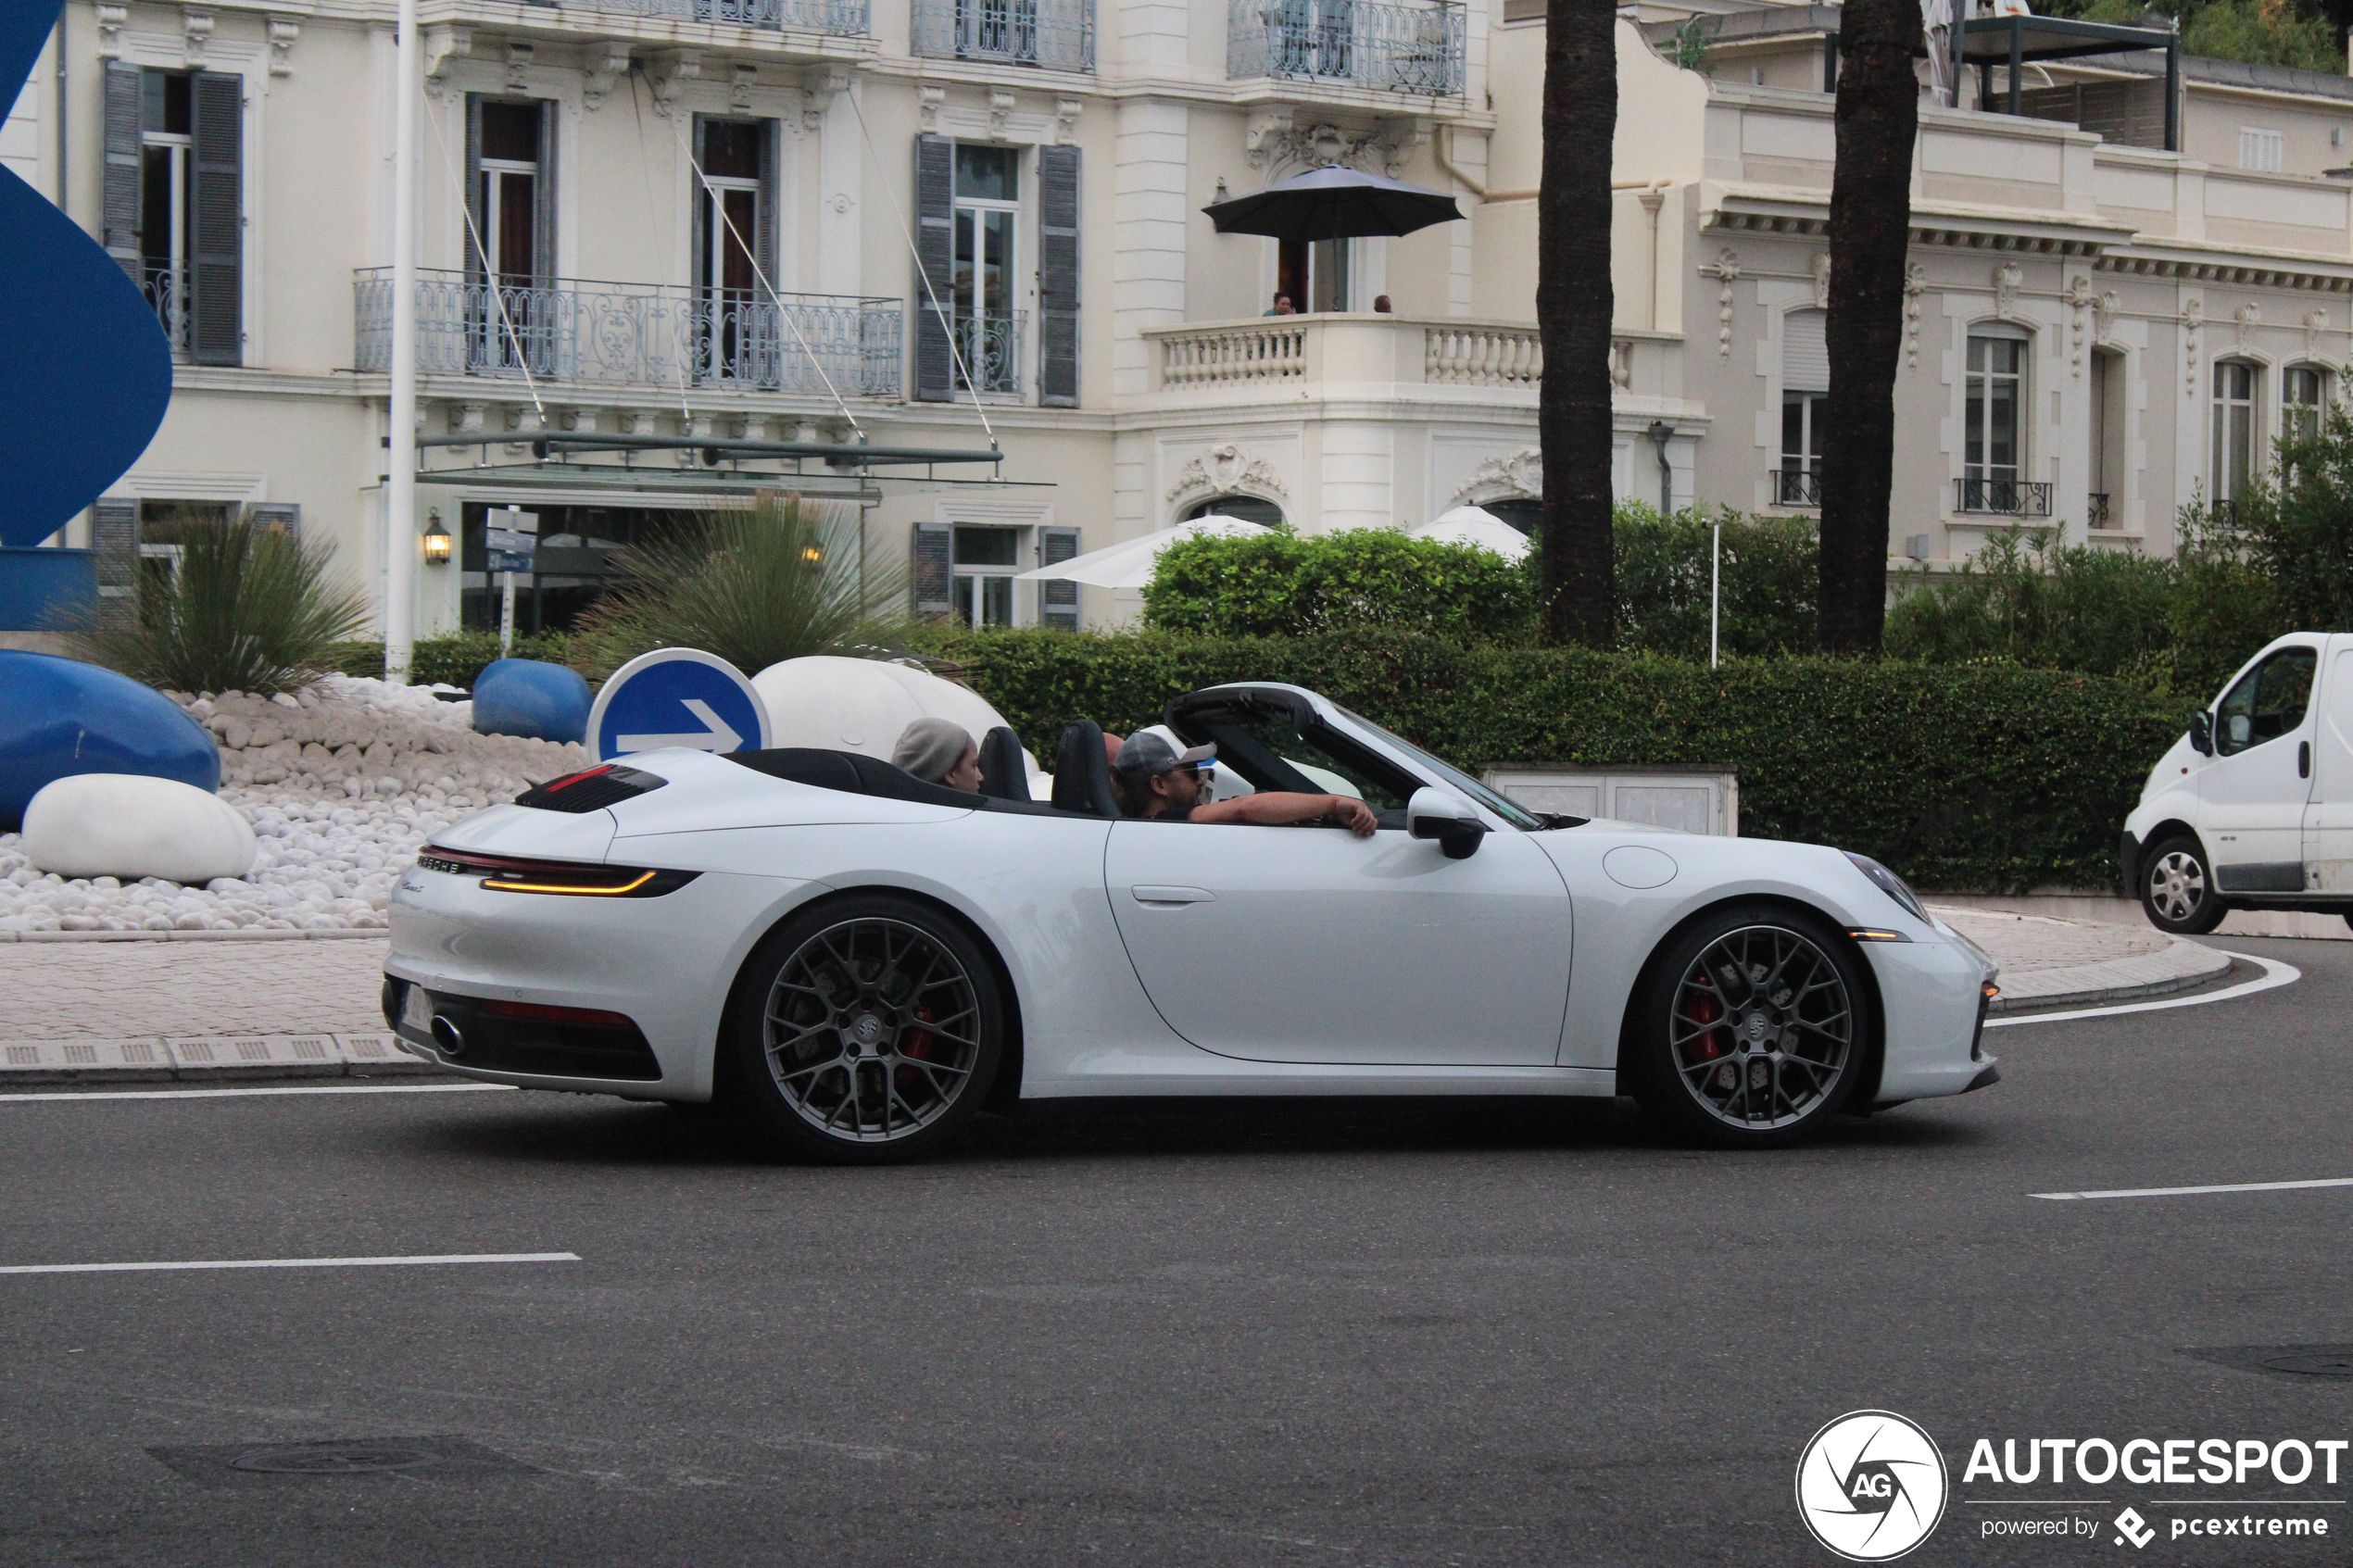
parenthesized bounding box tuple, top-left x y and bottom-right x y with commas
(2123, 632, 2353, 934)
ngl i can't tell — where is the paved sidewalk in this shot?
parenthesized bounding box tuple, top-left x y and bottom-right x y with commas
(0, 906, 2233, 1083)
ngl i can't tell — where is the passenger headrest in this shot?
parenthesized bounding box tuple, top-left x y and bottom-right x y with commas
(1051, 720, 1119, 819)
(977, 725, 1029, 802)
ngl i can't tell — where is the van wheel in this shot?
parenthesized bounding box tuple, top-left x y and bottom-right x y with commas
(2141, 835, 2228, 935)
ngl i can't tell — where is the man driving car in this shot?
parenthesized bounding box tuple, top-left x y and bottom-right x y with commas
(1113, 733, 1377, 835)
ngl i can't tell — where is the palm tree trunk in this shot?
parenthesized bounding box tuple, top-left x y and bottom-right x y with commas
(1539, 0, 1617, 648)
(1818, 0, 1920, 653)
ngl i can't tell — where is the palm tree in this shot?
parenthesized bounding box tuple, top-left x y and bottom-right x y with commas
(1818, 0, 1922, 652)
(1538, 0, 1617, 648)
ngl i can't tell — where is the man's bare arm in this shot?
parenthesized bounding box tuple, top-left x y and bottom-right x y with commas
(1189, 793, 1378, 836)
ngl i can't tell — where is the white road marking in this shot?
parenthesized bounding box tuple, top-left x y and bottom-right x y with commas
(0, 1083, 515, 1104)
(2033, 1177, 2353, 1201)
(0, 1252, 579, 1275)
(1984, 951, 2299, 1028)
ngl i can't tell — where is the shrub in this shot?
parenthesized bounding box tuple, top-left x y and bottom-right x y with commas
(1614, 505, 1818, 659)
(409, 631, 578, 690)
(567, 495, 903, 681)
(1143, 527, 1538, 642)
(936, 626, 2180, 893)
(69, 515, 371, 696)
(1884, 528, 2178, 681)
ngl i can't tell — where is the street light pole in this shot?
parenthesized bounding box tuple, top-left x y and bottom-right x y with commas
(1710, 514, 1720, 669)
(384, 0, 420, 685)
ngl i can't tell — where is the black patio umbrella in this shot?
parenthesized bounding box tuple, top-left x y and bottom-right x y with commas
(1202, 165, 1463, 243)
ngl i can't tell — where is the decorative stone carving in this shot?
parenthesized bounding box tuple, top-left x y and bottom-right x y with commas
(1450, 448, 1542, 507)
(1244, 109, 1294, 168)
(616, 408, 655, 436)
(1165, 443, 1289, 507)
(1055, 96, 1082, 144)
(448, 402, 486, 435)
(505, 41, 534, 93)
(804, 66, 849, 131)
(2067, 274, 2093, 375)
(583, 43, 630, 112)
(2096, 289, 2119, 345)
(181, 6, 213, 68)
(1811, 252, 1831, 309)
(422, 25, 472, 99)
(1993, 259, 2022, 321)
(1712, 250, 1741, 358)
(647, 50, 701, 118)
(266, 16, 299, 76)
(988, 90, 1015, 142)
(94, 4, 128, 60)
(2306, 307, 2331, 360)
(1246, 112, 1403, 176)
(1372, 118, 1424, 177)
(2235, 301, 2259, 348)
(2181, 297, 2203, 397)
(1903, 263, 1928, 370)
(917, 84, 945, 133)
(730, 62, 759, 110)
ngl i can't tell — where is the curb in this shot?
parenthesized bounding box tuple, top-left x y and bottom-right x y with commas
(0, 1031, 452, 1085)
(1980, 936, 2232, 1016)
(0, 929, 390, 944)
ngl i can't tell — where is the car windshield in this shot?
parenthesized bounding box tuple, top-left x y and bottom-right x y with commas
(1328, 705, 1544, 831)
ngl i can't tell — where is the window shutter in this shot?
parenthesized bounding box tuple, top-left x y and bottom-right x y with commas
(246, 502, 301, 541)
(912, 520, 952, 616)
(1038, 525, 1081, 630)
(756, 119, 781, 288)
(1038, 144, 1080, 408)
(690, 114, 711, 303)
(188, 71, 244, 367)
(92, 498, 140, 629)
(532, 100, 557, 287)
(102, 63, 143, 282)
(1781, 308, 1828, 394)
(463, 95, 484, 284)
(912, 134, 954, 402)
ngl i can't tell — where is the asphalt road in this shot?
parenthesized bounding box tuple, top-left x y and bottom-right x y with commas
(0, 936, 2347, 1568)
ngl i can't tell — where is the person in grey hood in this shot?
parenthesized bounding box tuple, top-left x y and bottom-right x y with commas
(891, 717, 982, 793)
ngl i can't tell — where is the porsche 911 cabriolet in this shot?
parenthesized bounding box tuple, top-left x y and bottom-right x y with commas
(384, 682, 1998, 1160)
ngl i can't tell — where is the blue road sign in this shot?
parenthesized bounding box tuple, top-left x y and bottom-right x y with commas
(585, 648, 772, 763)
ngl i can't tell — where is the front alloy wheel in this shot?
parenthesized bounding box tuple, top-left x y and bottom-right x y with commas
(2141, 836, 2227, 935)
(1629, 906, 1867, 1147)
(726, 897, 1003, 1162)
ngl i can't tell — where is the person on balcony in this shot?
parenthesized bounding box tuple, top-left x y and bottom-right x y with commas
(1373, 295, 1393, 313)
(1265, 295, 1296, 317)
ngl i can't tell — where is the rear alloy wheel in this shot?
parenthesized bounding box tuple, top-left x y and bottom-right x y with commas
(725, 896, 1003, 1163)
(2141, 835, 2227, 936)
(1629, 906, 1867, 1148)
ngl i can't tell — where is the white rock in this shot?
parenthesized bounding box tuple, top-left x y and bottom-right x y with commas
(22, 775, 259, 884)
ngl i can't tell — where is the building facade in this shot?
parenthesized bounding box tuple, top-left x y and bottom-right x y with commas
(6, 0, 2353, 641)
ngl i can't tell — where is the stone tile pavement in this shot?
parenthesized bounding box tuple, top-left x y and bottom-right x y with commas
(1929, 906, 2230, 1010)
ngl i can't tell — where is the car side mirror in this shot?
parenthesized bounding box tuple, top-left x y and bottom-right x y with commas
(2187, 710, 2213, 756)
(1407, 786, 1488, 859)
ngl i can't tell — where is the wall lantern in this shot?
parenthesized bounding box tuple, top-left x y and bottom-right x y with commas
(422, 511, 453, 567)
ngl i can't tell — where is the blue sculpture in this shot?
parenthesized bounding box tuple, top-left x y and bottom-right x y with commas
(0, 3, 172, 552)
(472, 659, 593, 745)
(0, 651, 221, 831)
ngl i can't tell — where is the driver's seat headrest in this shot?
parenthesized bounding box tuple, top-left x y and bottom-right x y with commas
(976, 725, 1029, 802)
(1051, 720, 1119, 819)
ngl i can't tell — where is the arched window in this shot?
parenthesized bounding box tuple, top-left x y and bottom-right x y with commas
(2212, 359, 2261, 519)
(1778, 308, 1827, 507)
(1182, 495, 1285, 528)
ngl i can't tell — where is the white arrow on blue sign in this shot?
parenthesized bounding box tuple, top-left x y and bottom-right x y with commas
(585, 648, 772, 763)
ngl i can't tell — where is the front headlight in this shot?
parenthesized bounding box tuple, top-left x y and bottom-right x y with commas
(1843, 851, 1928, 923)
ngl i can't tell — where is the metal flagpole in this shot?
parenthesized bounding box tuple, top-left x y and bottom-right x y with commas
(1710, 516, 1720, 669)
(384, 0, 421, 685)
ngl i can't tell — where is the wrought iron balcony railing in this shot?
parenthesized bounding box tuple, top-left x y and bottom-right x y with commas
(912, 0, 1093, 70)
(354, 269, 902, 397)
(537, 0, 871, 37)
(1772, 466, 1821, 508)
(2087, 491, 2111, 527)
(953, 310, 1026, 395)
(1227, 0, 1465, 94)
(2210, 497, 2242, 529)
(143, 266, 188, 359)
(1955, 476, 2053, 518)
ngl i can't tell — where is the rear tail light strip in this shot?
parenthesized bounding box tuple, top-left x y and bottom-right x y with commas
(416, 847, 698, 897)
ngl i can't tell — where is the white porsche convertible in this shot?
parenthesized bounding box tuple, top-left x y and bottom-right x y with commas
(384, 682, 1999, 1160)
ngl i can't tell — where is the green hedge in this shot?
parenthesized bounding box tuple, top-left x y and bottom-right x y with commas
(409, 632, 579, 690)
(937, 628, 2181, 893)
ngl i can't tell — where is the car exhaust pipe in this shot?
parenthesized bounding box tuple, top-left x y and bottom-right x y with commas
(430, 1015, 466, 1059)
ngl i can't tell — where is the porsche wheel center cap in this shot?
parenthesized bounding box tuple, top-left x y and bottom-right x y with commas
(848, 1013, 888, 1051)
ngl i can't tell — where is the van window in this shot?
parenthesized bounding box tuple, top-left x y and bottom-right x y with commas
(2214, 647, 2317, 756)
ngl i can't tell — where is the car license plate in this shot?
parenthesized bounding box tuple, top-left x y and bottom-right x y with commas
(400, 982, 433, 1035)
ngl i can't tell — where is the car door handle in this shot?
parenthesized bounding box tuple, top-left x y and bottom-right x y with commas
(1129, 884, 1215, 906)
(2301, 741, 2311, 779)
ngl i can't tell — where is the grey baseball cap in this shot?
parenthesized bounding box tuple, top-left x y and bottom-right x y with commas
(1113, 732, 1215, 780)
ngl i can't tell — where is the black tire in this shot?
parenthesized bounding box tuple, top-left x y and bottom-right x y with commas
(722, 895, 1005, 1164)
(1624, 903, 1871, 1148)
(2140, 834, 2228, 935)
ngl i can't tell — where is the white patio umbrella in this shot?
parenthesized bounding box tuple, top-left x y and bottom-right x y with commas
(1012, 515, 1274, 591)
(1411, 506, 1531, 560)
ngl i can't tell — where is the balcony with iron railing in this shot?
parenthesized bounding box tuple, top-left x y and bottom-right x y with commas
(142, 267, 188, 362)
(1227, 0, 1465, 95)
(951, 311, 1026, 395)
(912, 0, 1093, 71)
(481, 0, 871, 38)
(1771, 467, 1820, 508)
(354, 269, 902, 398)
(2087, 491, 2111, 527)
(1955, 476, 2053, 519)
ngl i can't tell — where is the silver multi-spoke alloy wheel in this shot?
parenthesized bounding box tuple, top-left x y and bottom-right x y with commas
(761, 917, 985, 1144)
(2145, 849, 2206, 925)
(1666, 923, 1855, 1134)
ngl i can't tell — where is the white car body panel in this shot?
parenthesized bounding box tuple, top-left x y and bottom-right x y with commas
(385, 686, 1994, 1113)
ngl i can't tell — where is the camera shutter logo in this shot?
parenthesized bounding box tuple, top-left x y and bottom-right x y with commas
(1794, 1410, 1949, 1562)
